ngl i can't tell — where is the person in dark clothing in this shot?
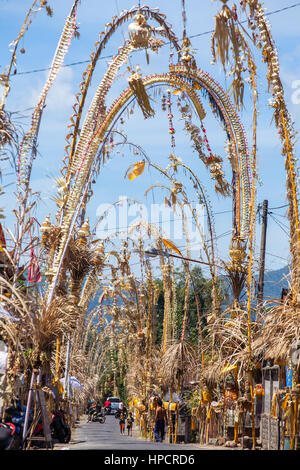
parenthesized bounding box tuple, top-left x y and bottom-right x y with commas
(154, 399, 167, 442)
(87, 400, 101, 422)
(96, 401, 101, 412)
(126, 412, 134, 436)
(119, 411, 126, 435)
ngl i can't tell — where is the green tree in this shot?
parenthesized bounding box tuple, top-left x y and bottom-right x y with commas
(154, 265, 226, 346)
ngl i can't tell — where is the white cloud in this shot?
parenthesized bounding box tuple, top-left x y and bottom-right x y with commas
(46, 67, 75, 111)
(27, 66, 75, 113)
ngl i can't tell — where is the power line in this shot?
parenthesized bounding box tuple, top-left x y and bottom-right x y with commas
(265, 251, 289, 262)
(13, 57, 114, 76)
(268, 203, 289, 210)
(269, 211, 289, 220)
(11, 2, 300, 77)
(268, 212, 290, 236)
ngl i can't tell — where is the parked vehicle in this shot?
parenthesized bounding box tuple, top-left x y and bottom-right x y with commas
(21, 408, 71, 446)
(0, 423, 17, 450)
(50, 409, 71, 443)
(1, 403, 26, 450)
(106, 397, 121, 414)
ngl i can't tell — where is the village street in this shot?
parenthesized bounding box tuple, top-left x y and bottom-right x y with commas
(54, 414, 234, 452)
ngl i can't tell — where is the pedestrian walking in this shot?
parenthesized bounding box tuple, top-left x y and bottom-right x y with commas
(126, 412, 134, 436)
(154, 399, 167, 442)
(119, 410, 126, 435)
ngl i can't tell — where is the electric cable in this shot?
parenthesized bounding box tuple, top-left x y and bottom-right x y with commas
(10, 2, 300, 77)
(268, 212, 290, 236)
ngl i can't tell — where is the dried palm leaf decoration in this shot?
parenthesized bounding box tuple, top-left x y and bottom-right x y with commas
(128, 71, 155, 119)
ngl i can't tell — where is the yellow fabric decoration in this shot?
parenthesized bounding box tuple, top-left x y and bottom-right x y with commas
(271, 393, 278, 419)
(202, 390, 212, 403)
(58, 381, 64, 394)
(221, 363, 237, 374)
(127, 161, 145, 181)
(234, 422, 239, 443)
(191, 418, 197, 431)
(173, 88, 185, 94)
(162, 238, 183, 256)
(281, 395, 289, 411)
(192, 80, 201, 90)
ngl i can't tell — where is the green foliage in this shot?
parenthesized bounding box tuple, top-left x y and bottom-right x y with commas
(154, 265, 226, 346)
(183, 389, 202, 412)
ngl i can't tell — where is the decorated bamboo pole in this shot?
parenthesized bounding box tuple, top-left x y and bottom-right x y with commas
(246, 159, 257, 450)
(174, 257, 190, 445)
(174, 373, 181, 445)
(63, 332, 72, 400)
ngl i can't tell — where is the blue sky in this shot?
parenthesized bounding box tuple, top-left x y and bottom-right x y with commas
(1, 0, 300, 285)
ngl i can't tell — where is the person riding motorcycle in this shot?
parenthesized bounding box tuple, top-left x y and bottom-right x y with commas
(86, 400, 95, 415)
(104, 399, 111, 414)
(87, 401, 102, 422)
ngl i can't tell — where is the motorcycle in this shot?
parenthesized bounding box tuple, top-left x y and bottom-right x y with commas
(104, 406, 111, 415)
(0, 404, 26, 450)
(91, 410, 106, 424)
(0, 423, 16, 450)
(50, 410, 71, 444)
(23, 409, 71, 446)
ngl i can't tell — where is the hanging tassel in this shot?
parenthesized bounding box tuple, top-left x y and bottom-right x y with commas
(27, 219, 42, 284)
(128, 72, 155, 119)
(28, 248, 42, 284)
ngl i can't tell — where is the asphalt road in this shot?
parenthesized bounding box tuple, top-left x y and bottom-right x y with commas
(55, 414, 232, 451)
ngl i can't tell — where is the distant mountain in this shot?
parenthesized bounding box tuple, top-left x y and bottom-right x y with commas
(261, 265, 290, 301)
(87, 294, 110, 313)
(86, 266, 291, 313)
(222, 265, 290, 306)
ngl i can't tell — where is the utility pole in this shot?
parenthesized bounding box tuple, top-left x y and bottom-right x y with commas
(257, 200, 268, 312)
